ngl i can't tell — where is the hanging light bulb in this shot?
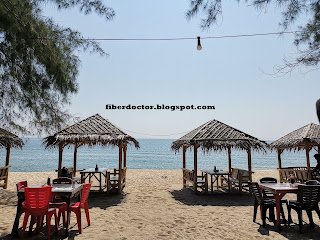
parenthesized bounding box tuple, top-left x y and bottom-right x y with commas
(197, 36, 202, 51)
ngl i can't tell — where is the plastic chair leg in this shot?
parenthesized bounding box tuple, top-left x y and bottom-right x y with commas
(21, 212, 30, 239)
(298, 209, 303, 233)
(306, 210, 314, 228)
(72, 208, 82, 234)
(84, 203, 90, 226)
(253, 200, 258, 222)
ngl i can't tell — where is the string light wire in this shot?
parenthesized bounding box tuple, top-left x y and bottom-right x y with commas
(73, 31, 297, 41)
(0, 31, 297, 41)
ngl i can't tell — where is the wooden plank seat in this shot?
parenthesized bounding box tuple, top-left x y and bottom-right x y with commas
(279, 167, 310, 183)
(182, 168, 208, 193)
(107, 167, 127, 193)
(0, 165, 11, 189)
(227, 168, 251, 192)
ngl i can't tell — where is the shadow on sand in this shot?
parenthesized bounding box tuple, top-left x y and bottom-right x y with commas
(88, 191, 127, 210)
(170, 188, 253, 206)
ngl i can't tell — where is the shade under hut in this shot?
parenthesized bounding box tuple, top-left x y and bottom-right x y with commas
(269, 123, 320, 180)
(43, 113, 139, 193)
(0, 127, 24, 189)
(171, 119, 267, 192)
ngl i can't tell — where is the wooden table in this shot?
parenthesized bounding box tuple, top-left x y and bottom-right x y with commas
(12, 184, 83, 238)
(259, 183, 298, 230)
(80, 168, 108, 192)
(201, 170, 230, 193)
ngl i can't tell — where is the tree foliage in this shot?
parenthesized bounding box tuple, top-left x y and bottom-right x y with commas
(187, 0, 320, 70)
(0, 0, 114, 134)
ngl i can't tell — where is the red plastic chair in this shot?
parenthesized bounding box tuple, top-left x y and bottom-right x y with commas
(58, 182, 92, 234)
(16, 181, 28, 191)
(16, 181, 28, 212)
(21, 186, 58, 240)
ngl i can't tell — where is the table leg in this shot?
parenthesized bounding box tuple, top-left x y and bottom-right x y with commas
(99, 173, 102, 192)
(81, 173, 84, 183)
(211, 175, 213, 193)
(11, 198, 24, 237)
(227, 174, 230, 192)
(216, 176, 219, 189)
(64, 197, 71, 237)
(273, 193, 286, 231)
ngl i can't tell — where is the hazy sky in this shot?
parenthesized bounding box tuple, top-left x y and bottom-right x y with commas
(42, 0, 320, 140)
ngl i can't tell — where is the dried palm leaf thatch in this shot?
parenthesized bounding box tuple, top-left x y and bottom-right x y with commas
(43, 114, 139, 148)
(270, 123, 320, 151)
(171, 119, 267, 152)
(0, 127, 24, 148)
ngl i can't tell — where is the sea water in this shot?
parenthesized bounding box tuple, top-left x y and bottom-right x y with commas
(0, 138, 318, 172)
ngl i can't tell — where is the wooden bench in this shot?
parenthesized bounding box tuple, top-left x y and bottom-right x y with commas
(182, 168, 208, 193)
(278, 167, 310, 183)
(228, 168, 251, 192)
(0, 165, 11, 189)
(107, 167, 127, 193)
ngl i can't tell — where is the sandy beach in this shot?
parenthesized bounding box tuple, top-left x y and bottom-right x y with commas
(1, 169, 320, 240)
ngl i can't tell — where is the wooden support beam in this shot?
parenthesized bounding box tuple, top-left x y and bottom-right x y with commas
(182, 145, 186, 169)
(118, 142, 123, 193)
(73, 144, 78, 177)
(5, 146, 11, 166)
(182, 145, 186, 187)
(58, 143, 63, 177)
(193, 145, 198, 193)
(277, 148, 283, 169)
(123, 144, 127, 168)
(228, 147, 231, 173)
(247, 148, 252, 182)
(305, 142, 312, 180)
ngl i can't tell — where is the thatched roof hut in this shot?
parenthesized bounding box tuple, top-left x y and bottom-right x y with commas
(43, 113, 139, 148)
(269, 123, 320, 178)
(270, 123, 320, 151)
(0, 127, 23, 189)
(171, 119, 267, 192)
(44, 114, 139, 189)
(0, 127, 23, 166)
(171, 119, 267, 152)
(0, 127, 24, 150)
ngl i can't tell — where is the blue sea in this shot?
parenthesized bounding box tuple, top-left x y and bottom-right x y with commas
(0, 138, 318, 172)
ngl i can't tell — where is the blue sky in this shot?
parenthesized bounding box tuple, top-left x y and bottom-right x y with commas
(42, 0, 320, 140)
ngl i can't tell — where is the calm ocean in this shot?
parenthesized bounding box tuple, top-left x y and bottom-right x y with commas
(0, 138, 318, 172)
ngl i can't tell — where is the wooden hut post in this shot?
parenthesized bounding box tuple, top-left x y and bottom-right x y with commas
(73, 143, 78, 177)
(277, 148, 283, 169)
(123, 144, 127, 168)
(182, 145, 186, 186)
(228, 147, 232, 173)
(247, 148, 252, 182)
(193, 144, 198, 193)
(118, 142, 123, 193)
(58, 143, 63, 177)
(305, 142, 312, 180)
(5, 146, 11, 166)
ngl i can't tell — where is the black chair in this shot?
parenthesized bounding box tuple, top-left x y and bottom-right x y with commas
(288, 184, 320, 233)
(249, 182, 276, 227)
(260, 177, 289, 219)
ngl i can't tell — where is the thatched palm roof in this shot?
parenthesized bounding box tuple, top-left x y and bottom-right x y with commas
(43, 114, 139, 148)
(270, 123, 320, 151)
(0, 127, 24, 149)
(171, 119, 267, 152)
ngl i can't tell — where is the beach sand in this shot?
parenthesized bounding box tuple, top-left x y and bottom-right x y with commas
(1, 170, 320, 240)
